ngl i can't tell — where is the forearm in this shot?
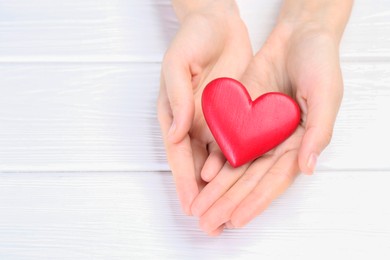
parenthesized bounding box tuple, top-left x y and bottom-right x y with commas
(278, 0, 353, 41)
(172, 0, 239, 23)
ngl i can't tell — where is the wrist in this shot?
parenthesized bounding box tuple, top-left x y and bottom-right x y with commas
(172, 0, 239, 23)
(277, 0, 353, 43)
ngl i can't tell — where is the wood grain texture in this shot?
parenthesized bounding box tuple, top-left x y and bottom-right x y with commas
(0, 0, 389, 259)
(0, 0, 176, 61)
(0, 63, 166, 171)
(0, 63, 390, 171)
(0, 171, 389, 259)
(0, 0, 389, 62)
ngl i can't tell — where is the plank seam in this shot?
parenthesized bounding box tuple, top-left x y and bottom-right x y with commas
(0, 56, 389, 63)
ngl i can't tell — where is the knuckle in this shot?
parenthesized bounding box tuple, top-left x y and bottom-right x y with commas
(237, 169, 258, 186)
(169, 95, 184, 110)
(267, 167, 294, 186)
(220, 194, 236, 210)
(322, 128, 334, 147)
(156, 99, 171, 124)
(170, 141, 192, 157)
(162, 50, 177, 69)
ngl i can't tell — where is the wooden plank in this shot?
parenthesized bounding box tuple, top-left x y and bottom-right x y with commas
(0, 171, 389, 259)
(0, 0, 176, 61)
(0, 63, 167, 171)
(0, 0, 389, 61)
(0, 62, 389, 171)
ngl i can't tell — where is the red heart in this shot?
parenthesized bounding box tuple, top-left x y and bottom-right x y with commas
(202, 77, 300, 168)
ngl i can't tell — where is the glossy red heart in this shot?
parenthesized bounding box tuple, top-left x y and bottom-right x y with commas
(202, 77, 301, 168)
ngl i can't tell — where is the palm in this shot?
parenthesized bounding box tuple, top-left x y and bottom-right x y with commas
(158, 14, 252, 216)
(187, 16, 253, 189)
(191, 24, 343, 235)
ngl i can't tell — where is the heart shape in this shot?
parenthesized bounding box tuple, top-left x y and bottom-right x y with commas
(202, 77, 301, 168)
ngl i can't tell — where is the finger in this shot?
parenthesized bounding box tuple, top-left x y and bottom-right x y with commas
(191, 139, 208, 191)
(162, 52, 194, 144)
(207, 224, 225, 237)
(201, 142, 225, 182)
(225, 221, 234, 229)
(191, 162, 249, 217)
(297, 67, 343, 175)
(198, 155, 276, 234)
(167, 136, 199, 216)
(158, 78, 198, 216)
(230, 149, 300, 228)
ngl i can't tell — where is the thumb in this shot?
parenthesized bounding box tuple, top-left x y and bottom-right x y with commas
(298, 76, 343, 175)
(162, 56, 195, 144)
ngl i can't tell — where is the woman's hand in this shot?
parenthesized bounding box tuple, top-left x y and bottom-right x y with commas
(157, 0, 253, 222)
(191, 0, 353, 235)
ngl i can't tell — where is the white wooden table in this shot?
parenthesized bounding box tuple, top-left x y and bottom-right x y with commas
(1, 1, 390, 259)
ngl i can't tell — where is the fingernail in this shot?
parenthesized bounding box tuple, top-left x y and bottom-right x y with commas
(168, 120, 176, 140)
(184, 207, 192, 216)
(306, 153, 318, 175)
(225, 221, 235, 229)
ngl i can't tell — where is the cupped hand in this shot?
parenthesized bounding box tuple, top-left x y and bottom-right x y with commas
(191, 21, 344, 235)
(157, 3, 253, 223)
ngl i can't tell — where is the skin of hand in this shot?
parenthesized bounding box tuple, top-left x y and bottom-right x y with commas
(190, 0, 354, 236)
(157, 0, 253, 224)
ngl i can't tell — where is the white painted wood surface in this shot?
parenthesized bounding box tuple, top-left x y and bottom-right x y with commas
(1, 171, 389, 259)
(0, 0, 390, 259)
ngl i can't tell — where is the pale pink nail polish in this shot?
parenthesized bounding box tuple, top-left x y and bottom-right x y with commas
(307, 153, 318, 174)
(168, 120, 176, 140)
